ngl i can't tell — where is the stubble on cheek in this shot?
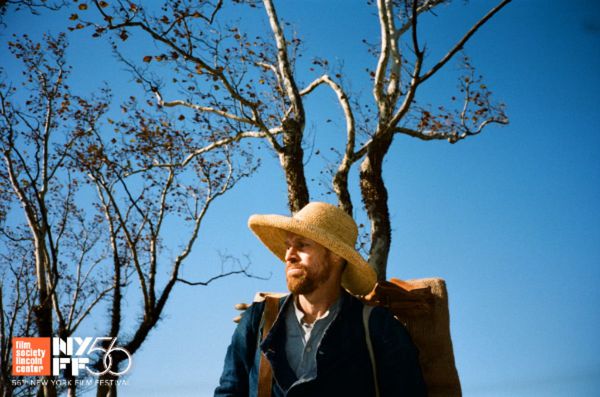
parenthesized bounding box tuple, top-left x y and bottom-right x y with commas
(286, 266, 308, 293)
(285, 260, 331, 295)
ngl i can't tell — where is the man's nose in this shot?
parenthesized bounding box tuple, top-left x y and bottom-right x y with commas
(285, 246, 298, 263)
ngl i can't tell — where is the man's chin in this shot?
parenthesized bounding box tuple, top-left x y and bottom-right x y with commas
(287, 276, 316, 295)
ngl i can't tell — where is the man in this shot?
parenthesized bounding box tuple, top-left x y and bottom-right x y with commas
(215, 202, 426, 396)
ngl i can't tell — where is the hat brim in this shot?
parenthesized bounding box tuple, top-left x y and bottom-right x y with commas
(248, 214, 376, 295)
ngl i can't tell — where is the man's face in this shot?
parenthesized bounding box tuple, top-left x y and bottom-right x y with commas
(284, 233, 334, 295)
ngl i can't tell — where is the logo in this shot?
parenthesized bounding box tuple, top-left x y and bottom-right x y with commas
(12, 337, 132, 377)
(12, 338, 51, 376)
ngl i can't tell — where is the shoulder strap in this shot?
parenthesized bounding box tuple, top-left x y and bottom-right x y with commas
(363, 304, 380, 397)
(258, 296, 279, 397)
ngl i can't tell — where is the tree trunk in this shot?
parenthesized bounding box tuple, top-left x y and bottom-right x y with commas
(32, 234, 57, 397)
(59, 328, 77, 397)
(33, 290, 56, 397)
(96, 373, 118, 397)
(66, 372, 77, 397)
(1, 383, 14, 397)
(95, 316, 150, 397)
(333, 166, 353, 215)
(359, 133, 393, 280)
(279, 119, 309, 213)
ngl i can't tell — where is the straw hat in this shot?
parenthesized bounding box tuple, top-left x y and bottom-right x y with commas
(248, 202, 377, 295)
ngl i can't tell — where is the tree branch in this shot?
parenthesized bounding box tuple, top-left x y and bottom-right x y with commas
(387, 0, 424, 131)
(383, 0, 401, 103)
(92, 0, 260, 110)
(90, 174, 151, 312)
(177, 266, 269, 286)
(154, 89, 255, 125)
(419, 0, 512, 84)
(262, 0, 304, 123)
(373, 0, 391, 111)
(69, 285, 114, 334)
(120, 128, 282, 175)
(298, 74, 359, 213)
(148, 168, 175, 308)
(396, 0, 449, 38)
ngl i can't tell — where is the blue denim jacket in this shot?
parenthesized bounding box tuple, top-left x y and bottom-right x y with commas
(214, 291, 427, 397)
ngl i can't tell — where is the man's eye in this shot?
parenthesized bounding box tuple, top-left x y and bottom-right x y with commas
(286, 241, 308, 249)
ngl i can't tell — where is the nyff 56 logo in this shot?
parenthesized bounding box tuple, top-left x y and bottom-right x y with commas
(12, 337, 132, 377)
(53, 337, 132, 376)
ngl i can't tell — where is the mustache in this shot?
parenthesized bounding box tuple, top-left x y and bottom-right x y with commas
(286, 264, 307, 271)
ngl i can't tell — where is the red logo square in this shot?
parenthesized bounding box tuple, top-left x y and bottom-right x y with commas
(12, 337, 51, 376)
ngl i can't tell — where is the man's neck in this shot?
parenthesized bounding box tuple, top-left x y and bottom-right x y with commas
(296, 286, 342, 324)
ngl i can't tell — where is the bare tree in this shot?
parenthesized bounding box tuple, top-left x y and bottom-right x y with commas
(0, 243, 39, 397)
(0, 33, 115, 396)
(0, 1, 511, 395)
(69, 91, 259, 396)
(354, 0, 509, 276)
(0, 35, 116, 396)
(76, 0, 509, 280)
(1, 31, 260, 396)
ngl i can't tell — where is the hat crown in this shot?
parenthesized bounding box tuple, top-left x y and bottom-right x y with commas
(294, 202, 357, 247)
(247, 201, 376, 295)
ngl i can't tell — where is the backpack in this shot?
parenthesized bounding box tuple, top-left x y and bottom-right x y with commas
(360, 278, 462, 397)
(235, 278, 461, 397)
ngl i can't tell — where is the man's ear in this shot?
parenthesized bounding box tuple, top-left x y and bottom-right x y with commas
(328, 251, 347, 271)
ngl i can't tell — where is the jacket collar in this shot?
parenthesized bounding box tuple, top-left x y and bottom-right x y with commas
(260, 290, 356, 391)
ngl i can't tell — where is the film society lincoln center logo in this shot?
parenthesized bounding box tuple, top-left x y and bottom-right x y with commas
(12, 337, 132, 377)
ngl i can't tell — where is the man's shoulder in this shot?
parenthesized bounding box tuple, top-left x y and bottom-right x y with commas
(236, 299, 264, 333)
(341, 291, 394, 319)
(237, 294, 289, 329)
(367, 304, 415, 347)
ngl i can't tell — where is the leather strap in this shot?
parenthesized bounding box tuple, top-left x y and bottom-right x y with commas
(258, 296, 279, 397)
(363, 304, 380, 397)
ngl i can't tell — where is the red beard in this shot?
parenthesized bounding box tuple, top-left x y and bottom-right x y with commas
(286, 261, 331, 295)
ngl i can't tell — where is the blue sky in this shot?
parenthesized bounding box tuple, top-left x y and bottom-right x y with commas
(2, 0, 600, 396)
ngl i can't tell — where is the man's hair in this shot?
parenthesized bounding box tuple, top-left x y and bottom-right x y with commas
(340, 259, 348, 271)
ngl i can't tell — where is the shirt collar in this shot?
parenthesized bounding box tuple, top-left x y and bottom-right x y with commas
(292, 292, 343, 325)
